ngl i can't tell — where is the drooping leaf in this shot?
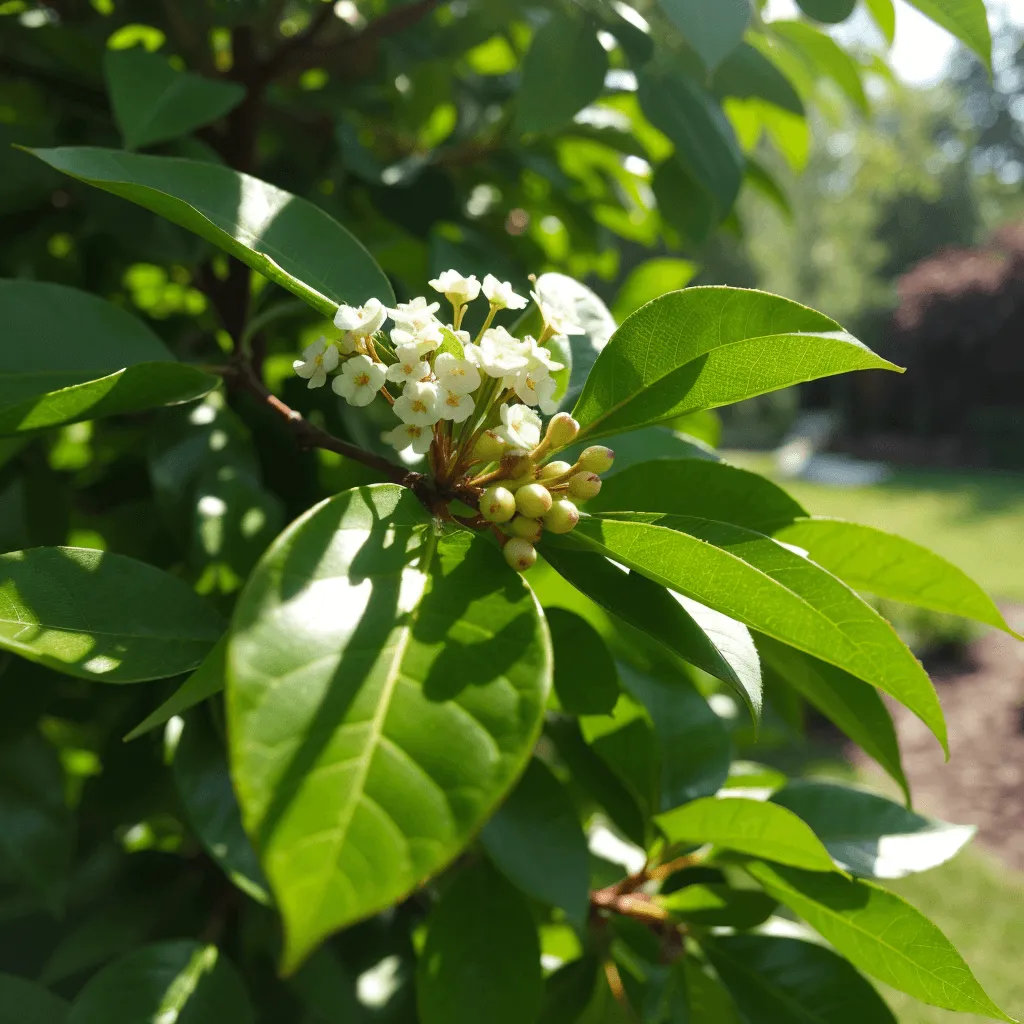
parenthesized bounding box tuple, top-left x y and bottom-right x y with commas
(571, 288, 900, 443)
(774, 517, 1019, 636)
(659, 884, 776, 928)
(612, 259, 697, 323)
(227, 485, 551, 972)
(703, 934, 896, 1024)
(747, 862, 1015, 1020)
(794, 0, 857, 24)
(545, 607, 619, 715)
(104, 49, 246, 151)
(537, 954, 599, 1024)
(864, 0, 897, 43)
(655, 797, 836, 872)
(771, 22, 868, 113)
(713, 42, 805, 115)
(771, 779, 974, 879)
(685, 960, 743, 1024)
(481, 757, 590, 926)
(0, 973, 68, 1024)
(656, 0, 750, 69)
(904, 0, 992, 68)
(0, 547, 222, 683)
(27, 148, 394, 317)
(653, 158, 718, 245)
(417, 861, 543, 1024)
(66, 941, 253, 1024)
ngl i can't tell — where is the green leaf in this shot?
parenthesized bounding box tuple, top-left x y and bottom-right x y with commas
(538, 954, 600, 1024)
(104, 49, 246, 151)
(774, 517, 1020, 636)
(569, 513, 947, 753)
(758, 637, 910, 801)
(656, 0, 750, 69)
(703, 934, 896, 1024)
(227, 485, 551, 972)
(794, 0, 857, 24)
(435, 325, 466, 359)
(745, 157, 793, 217)
(659, 884, 776, 928)
(517, 10, 608, 134)
(685, 960, 742, 1024)
(591, 458, 806, 532)
(864, 0, 897, 43)
(67, 941, 253, 1024)
(0, 547, 223, 683)
(0, 973, 67, 1024)
(655, 797, 837, 871)
(545, 607, 619, 715)
(571, 287, 900, 443)
(746, 862, 1016, 1020)
(653, 158, 717, 245)
(26, 148, 394, 318)
(612, 259, 697, 323)
(481, 757, 590, 926)
(172, 712, 270, 904)
(581, 694, 658, 817)
(771, 779, 974, 879)
(0, 280, 217, 435)
(713, 42, 805, 115)
(0, 733, 72, 913)
(771, 22, 868, 113)
(417, 861, 543, 1024)
(904, 0, 991, 68)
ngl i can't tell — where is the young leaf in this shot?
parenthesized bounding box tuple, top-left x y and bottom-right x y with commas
(771, 779, 975, 879)
(656, 0, 750, 69)
(104, 49, 246, 151)
(864, 0, 896, 42)
(417, 861, 543, 1024)
(655, 797, 836, 872)
(659, 884, 777, 928)
(746, 862, 1016, 1020)
(571, 288, 901, 443)
(27, 148, 394, 317)
(481, 758, 590, 927)
(771, 22, 868, 112)
(774, 518, 1020, 636)
(0, 973, 68, 1024)
(545, 607, 619, 715)
(905, 0, 991, 69)
(702, 934, 896, 1024)
(67, 941, 253, 1024)
(227, 485, 551, 972)
(0, 547, 223, 683)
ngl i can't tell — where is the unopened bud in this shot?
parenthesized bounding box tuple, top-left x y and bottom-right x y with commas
(543, 498, 580, 534)
(501, 448, 533, 479)
(508, 516, 544, 542)
(516, 482, 553, 518)
(568, 471, 602, 501)
(539, 460, 573, 481)
(578, 445, 615, 474)
(473, 430, 507, 463)
(503, 537, 537, 572)
(479, 485, 516, 523)
(545, 412, 579, 449)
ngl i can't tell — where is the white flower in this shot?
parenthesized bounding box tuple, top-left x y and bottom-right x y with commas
(509, 366, 559, 414)
(434, 352, 481, 395)
(393, 380, 440, 426)
(391, 322, 443, 356)
(531, 290, 585, 336)
(386, 348, 431, 385)
(472, 326, 530, 377)
(382, 422, 433, 455)
(388, 296, 440, 332)
(333, 297, 387, 336)
(437, 388, 475, 423)
(482, 274, 528, 310)
(293, 337, 339, 389)
(523, 336, 564, 373)
(496, 402, 542, 449)
(429, 268, 481, 306)
(332, 354, 386, 406)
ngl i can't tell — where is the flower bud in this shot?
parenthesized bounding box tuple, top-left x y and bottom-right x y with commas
(578, 445, 615, 474)
(508, 516, 544, 542)
(568, 471, 602, 501)
(539, 460, 573, 481)
(479, 485, 516, 523)
(516, 482, 553, 518)
(503, 537, 537, 572)
(543, 498, 580, 534)
(473, 429, 507, 463)
(501, 447, 533, 479)
(545, 412, 579, 449)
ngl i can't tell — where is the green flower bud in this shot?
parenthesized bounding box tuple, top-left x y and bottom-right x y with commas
(501, 448, 533, 479)
(479, 485, 516, 523)
(516, 482, 553, 518)
(543, 498, 580, 534)
(503, 537, 537, 572)
(539, 460, 573, 480)
(473, 430, 507, 463)
(508, 516, 544, 542)
(545, 412, 579, 449)
(578, 445, 615, 473)
(568, 471, 602, 501)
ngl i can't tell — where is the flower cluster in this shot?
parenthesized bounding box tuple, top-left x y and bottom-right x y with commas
(293, 269, 612, 571)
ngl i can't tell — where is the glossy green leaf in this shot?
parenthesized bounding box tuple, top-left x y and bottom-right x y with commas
(581, 694, 658, 817)
(795, 0, 857, 24)
(612, 259, 697, 323)
(104, 49, 246, 151)
(703, 934, 896, 1024)
(67, 941, 253, 1024)
(758, 637, 910, 801)
(905, 0, 991, 68)
(747, 862, 1015, 1020)
(657, 0, 750, 69)
(771, 22, 868, 113)
(713, 43, 805, 115)
(27, 148, 394, 317)
(172, 712, 270, 904)
(571, 288, 900, 443)
(774, 517, 1019, 636)
(569, 513, 947, 753)
(864, 0, 897, 42)
(685, 960, 742, 1024)
(655, 797, 836, 871)
(771, 779, 974, 879)
(0, 547, 222, 683)
(659, 884, 776, 928)
(653, 158, 717, 245)
(481, 757, 589, 926)
(517, 10, 608, 134)
(545, 607, 619, 715)
(227, 485, 551, 972)
(0, 732, 72, 912)
(417, 861, 543, 1024)
(538, 954, 600, 1024)
(0, 973, 67, 1024)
